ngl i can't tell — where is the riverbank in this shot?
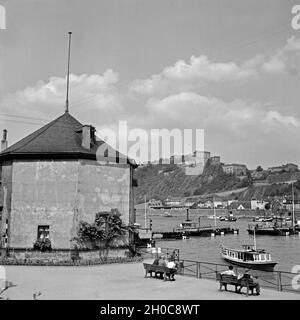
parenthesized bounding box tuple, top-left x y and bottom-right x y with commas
(1, 260, 299, 300)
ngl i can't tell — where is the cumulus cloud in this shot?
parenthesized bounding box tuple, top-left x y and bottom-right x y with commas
(130, 37, 300, 96)
(262, 36, 300, 75)
(2, 69, 123, 125)
(2, 37, 300, 166)
(130, 55, 258, 95)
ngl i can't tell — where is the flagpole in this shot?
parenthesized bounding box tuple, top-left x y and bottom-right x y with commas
(65, 31, 72, 113)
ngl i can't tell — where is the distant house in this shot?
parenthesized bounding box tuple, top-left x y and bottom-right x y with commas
(213, 200, 223, 208)
(222, 164, 247, 176)
(185, 199, 196, 208)
(204, 200, 213, 208)
(197, 200, 206, 208)
(210, 156, 221, 165)
(148, 199, 163, 208)
(267, 163, 298, 173)
(251, 199, 268, 210)
(228, 201, 250, 210)
(282, 199, 300, 211)
(164, 197, 183, 207)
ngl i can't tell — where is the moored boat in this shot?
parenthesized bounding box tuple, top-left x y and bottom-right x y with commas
(162, 212, 172, 217)
(253, 216, 273, 222)
(220, 244, 277, 271)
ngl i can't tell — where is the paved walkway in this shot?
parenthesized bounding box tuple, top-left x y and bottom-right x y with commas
(1, 261, 299, 300)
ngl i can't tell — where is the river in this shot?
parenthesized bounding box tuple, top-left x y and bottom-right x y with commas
(136, 208, 300, 272)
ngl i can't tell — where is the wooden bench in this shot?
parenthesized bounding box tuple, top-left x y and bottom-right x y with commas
(216, 273, 260, 296)
(0, 281, 15, 298)
(143, 263, 177, 281)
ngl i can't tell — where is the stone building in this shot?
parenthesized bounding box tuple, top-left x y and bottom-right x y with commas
(0, 112, 137, 254)
(222, 163, 247, 176)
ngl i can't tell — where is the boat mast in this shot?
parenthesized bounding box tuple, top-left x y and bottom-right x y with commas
(292, 182, 295, 232)
(213, 197, 217, 228)
(144, 194, 147, 229)
(253, 226, 257, 250)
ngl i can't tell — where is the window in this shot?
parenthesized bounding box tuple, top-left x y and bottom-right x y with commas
(37, 225, 50, 240)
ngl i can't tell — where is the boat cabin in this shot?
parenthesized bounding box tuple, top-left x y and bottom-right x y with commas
(179, 221, 198, 228)
(222, 246, 273, 262)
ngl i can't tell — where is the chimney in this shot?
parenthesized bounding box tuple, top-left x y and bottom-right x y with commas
(82, 125, 95, 149)
(1, 129, 7, 151)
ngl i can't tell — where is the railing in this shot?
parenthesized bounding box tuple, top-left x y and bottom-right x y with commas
(138, 246, 299, 294)
(177, 259, 300, 294)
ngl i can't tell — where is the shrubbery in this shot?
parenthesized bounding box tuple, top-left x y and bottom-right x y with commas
(33, 238, 52, 252)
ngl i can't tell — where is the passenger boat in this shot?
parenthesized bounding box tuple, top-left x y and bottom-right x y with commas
(219, 216, 237, 222)
(247, 223, 298, 236)
(253, 216, 273, 222)
(162, 212, 172, 217)
(220, 244, 277, 271)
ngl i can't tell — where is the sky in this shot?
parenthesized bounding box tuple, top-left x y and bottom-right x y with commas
(1, 0, 300, 169)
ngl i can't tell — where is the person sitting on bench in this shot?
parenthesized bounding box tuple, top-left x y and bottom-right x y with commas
(221, 265, 236, 276)
(238, 272, 261, 295)
(158, 256, 168, 280)
(167, 258, 177, 281)
(149, 256, 160, 278)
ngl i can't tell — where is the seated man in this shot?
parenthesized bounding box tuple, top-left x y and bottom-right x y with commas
(221, 265, 236, 276)
(149, 256, 160, 277)
(158, 256, 168, 280)
(238, 273, 260, 295)
(166, 258, 177, 281)
(220, 266, 236, 291)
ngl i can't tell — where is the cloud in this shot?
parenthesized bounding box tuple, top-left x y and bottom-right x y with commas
(2, 69, 123, 125)
(130, 37, 300, 96)
(130, 55, 258, 95)
(263, 110, 300, 127)
(2, 37, 300, 167)
(262, 36, 300, 75)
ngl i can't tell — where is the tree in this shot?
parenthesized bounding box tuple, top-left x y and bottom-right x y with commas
(74, 209, 136, 258)
(256, 165, 263, 172)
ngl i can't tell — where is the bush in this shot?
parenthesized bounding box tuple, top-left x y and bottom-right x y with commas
(33, 238, 52, 252)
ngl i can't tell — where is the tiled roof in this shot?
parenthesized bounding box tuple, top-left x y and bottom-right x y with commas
(0, 112, 137, 167)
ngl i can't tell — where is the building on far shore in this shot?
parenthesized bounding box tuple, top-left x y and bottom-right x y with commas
(267, 163, 298, 173)
(251, 199, 268, 210)
(222, 163, 247, 176)
(0, 111, 137, 255)
(210, 156, 221, 165)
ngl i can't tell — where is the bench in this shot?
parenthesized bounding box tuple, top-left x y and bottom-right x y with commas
(0, 280, 15, 298)
(143, 263, 177, 281)
(216, 273, 260, 296)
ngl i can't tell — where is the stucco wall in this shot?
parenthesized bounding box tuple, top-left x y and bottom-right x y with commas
(0, 161, 12, 249)
(77, 159, 131, 225)
(10, 160, 78, 248)
(8, 159, 133, 249)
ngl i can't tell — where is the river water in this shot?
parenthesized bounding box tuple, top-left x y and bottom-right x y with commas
(136, 208, 300, 272)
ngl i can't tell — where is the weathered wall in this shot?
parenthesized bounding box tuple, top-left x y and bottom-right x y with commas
(77, 160, 131, 225)
(10, 160, 78, 249)
(0, 161, 12, 251)
(8, 159, 133, 250)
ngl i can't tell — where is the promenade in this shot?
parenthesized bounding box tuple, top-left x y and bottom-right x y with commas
(1, 260, 299, 300)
